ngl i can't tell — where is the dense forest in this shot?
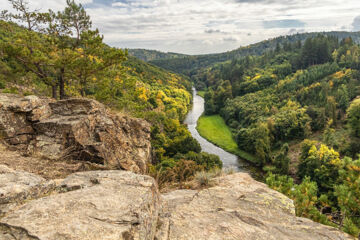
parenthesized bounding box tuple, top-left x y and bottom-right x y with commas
(135, 32, 360, 76)
(128, 49, 187, 62)
(0, 0, 222, 187)
(192, 35, 360, 236)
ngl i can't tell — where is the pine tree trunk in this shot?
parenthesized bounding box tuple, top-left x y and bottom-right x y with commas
(59, 68, 65, 100)
(52, 85, 57, 99)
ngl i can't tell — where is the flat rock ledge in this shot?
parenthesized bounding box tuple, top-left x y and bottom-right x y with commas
(0, 169, 354, 240)
(156, 173, 354, 240)
(0, 168, 160, 240)
(0, 165, 55, 217)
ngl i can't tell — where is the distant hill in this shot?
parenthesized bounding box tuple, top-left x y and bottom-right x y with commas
(127, 49, 188, 62)
(148, 31, 360, 75)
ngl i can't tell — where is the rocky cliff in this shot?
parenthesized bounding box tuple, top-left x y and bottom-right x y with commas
(0, 93, 354, 240)
(0, 94, 152, 174)
(0, 166, 353, 240)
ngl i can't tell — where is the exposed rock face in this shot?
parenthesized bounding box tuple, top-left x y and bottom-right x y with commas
(0, 94, 151, 174)
(156, 173, 353, 240)
(0, 170, 160, 240)
(0, 165, 353, 240)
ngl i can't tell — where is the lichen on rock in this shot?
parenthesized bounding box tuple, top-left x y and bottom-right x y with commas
(0, 170, 160, 240)
(156, 173, 354, 240)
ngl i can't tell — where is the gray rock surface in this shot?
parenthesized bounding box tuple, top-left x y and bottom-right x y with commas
(0, 94, 152, 174)
(156, 173, 353, 240)
(0, 165, 55, 217)
(0, 170, 160, 240)
(0, 166, 354, 240)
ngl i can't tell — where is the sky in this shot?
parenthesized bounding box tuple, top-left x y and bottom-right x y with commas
(2, 0, 360, 54)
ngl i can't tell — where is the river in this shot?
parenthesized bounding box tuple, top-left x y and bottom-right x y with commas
(184, 88, 250, 172)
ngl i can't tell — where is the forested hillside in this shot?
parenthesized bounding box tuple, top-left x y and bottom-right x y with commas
(195, 35, 360, 236)
(149, 32, 360, 76)
(0, 0, 222, 188)
(128, 48, 187, 62)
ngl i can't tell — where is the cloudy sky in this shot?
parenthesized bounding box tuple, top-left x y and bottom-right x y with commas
(2, 0, 360, 54)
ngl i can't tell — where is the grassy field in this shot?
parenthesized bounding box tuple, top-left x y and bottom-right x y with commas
(197, 91, 205, 98)
(196, 114, 258, 164)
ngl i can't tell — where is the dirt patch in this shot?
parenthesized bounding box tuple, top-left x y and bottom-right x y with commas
(0, 144, 109, 180)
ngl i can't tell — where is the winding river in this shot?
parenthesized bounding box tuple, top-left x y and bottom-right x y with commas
(184, 88, 249, 172)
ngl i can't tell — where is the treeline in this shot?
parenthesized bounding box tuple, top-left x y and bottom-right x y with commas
(149, 32, 360, 76)
(128, 49, 187, 62)
(0, 0, 222, 188)
(196, 35, 360, 236)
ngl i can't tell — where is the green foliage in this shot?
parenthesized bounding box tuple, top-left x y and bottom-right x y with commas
(204, 80, 232, 114)
(342, 218, 360, 237)
(177, 152, 222, 171)
(273, 143, 290, 174)
(292, 177, 331, 225)
(347, 98, 360, 137)
(128, 49, 187, 62)
(197, 115, 238, 153)
(197, 91, 205, 98)
(275, 155, 360, 236)
(306, 106, 326, 131)
(194, 34, 360, 174)
(298, 140, 343, 192)
(237, 122, 271, 166)
(184, 33, 360, 236)
(196, 114, 257, 164)
(266, 172, 294, 196)
(301, 36, 334, 68)
(335, 158, 360, 236)
(0, 80, 5, 89)
(271, 101, 311, 141)
(1, 0, 126, 99)
(266, 174, 332, 227)
(149, 32, 360, 75)
(336, 84, 350, 112)
(2, 87, 18, 94)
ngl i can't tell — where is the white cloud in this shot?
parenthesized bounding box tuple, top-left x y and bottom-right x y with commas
(1, 0, 360, 54)
(352, 16, 360, 31)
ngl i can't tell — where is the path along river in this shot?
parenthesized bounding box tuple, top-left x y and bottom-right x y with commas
(184, 88, 250, 172)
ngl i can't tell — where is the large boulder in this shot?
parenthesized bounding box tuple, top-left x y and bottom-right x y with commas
(0, 170, 160, 240)
(155, 173, 353, 240)
(0, 94, 152, 174)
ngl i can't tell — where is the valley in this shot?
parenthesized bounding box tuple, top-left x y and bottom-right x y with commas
(0, 0, 360, 238)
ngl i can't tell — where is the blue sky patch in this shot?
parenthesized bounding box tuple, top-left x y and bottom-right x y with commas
(263, 19, 306, 29)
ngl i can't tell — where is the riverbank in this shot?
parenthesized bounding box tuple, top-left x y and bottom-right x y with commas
(197, 91, 205, 98)
(196, 114, 258, 164)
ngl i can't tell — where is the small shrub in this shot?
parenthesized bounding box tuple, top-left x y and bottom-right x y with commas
(23, 91, 33, 96)
(2, 87, 19, 94)
(223, 167, 236, 175)
(210, 167, 223, 177)
(342, 217, 360, 237)
(195, 171, 212, 187)
(0, 80, 5, 89)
